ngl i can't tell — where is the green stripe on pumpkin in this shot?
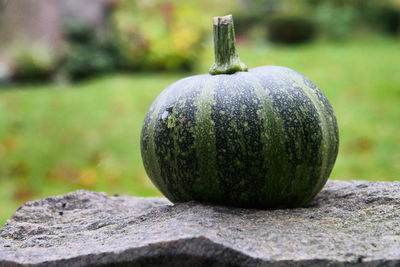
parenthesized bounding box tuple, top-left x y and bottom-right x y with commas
(193, 76, 219, 196)
(289, 73, 334, 198)
(164, 78, 198, 201)
(246, 72, 291, 200)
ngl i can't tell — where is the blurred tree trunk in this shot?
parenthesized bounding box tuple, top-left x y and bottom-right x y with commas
(0, 0, 65, 69)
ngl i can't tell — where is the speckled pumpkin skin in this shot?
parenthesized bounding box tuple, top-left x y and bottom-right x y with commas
(141, 66, 339, 209)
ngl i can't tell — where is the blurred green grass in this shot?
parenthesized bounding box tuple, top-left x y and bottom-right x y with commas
(1, 37, 399, 225)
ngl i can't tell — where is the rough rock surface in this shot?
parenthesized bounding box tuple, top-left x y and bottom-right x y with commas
(1, 180, 400, 267)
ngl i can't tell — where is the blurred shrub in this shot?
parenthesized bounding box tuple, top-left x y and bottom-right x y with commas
(10, 44, 57, 81)
(233, 0, 279, 37)
(368, 5, 400, 35)
(60, 22, 121, 80)
(235, 0, 400, 42)
(268, 15, 316, 44)
(315, 3, 358, 40)
(233, 13, 261, 38)
(114, 1, 212, 72)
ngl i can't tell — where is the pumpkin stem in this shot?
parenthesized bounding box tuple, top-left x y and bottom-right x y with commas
(208, 15, 247, 75)
(209, 15, 248, 75)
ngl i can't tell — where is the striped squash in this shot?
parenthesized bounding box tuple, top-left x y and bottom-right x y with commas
(141, 15, 339, 209)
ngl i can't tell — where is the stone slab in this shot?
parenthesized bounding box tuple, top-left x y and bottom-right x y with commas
(1, 180, 400, 266)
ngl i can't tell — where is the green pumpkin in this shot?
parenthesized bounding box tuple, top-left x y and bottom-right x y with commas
(141, 15, 339, 209)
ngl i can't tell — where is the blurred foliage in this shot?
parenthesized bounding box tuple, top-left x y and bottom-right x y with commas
(62, 0, 238, 77)
(233, 0, 277, 37)
(60, 22, 121, 80)
(114, 0, 235, 71)
(268, 15, 316, 44)
(367, 5, 400, 35)
(233, 0, 400, 42)
(314, 3, 358, 40)
(9, 44, 57, 81)
(312, 0, 400, 39)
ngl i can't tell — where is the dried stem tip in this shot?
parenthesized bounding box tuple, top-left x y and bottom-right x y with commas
(209, 15, 248, 75)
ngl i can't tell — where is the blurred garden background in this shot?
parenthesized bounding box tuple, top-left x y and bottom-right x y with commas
(0, 0, 399, 225)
